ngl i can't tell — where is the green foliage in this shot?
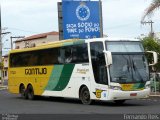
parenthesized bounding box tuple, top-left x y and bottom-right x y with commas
(141, 37, 160, 72)
(141, 37, 160, 51)
(0, 62, 3, 67)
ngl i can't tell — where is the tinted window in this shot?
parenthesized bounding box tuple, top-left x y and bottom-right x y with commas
(106, 41, 144, 52)
(10, 43, 89, 67)
(58, 44, 89, 64)
(10, 48, 59, 67)
(72, 44, 89, 63)
(90, 42, 108, 85)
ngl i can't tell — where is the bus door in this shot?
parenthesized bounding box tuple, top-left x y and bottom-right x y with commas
(90, 42, 109, 99)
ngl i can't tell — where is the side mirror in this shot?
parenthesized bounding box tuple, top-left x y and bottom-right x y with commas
(146, 51, 158, 66)
(103, 51, 112, 66)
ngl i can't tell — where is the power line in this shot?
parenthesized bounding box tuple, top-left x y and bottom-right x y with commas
(105, 22, 137, 30)
(8, 27, 39, 34)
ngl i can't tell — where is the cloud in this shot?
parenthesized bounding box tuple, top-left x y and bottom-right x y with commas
(102, 0, 153, 37)
(1, 0, 158, 38)
(1, 0, 60, 36)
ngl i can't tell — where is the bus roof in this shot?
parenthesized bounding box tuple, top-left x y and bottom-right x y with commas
(85, 37, 140, 43)
(9, 38, 140, 54)
(9, 39, 85, 54)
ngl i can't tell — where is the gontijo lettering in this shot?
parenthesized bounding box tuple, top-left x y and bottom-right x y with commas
(25, 68, 47, 75)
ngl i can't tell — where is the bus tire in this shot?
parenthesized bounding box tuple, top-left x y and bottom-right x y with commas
(27, 85, 35, 100)
(19, 84, 27, 99)
(114, 100, 126, 105)
(80, 86, 92, 105)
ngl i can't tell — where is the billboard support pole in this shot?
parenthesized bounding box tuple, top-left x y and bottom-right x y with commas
(99, 0, 103, 38)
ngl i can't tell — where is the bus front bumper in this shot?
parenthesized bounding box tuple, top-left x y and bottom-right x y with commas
(108, 88, 150, 100)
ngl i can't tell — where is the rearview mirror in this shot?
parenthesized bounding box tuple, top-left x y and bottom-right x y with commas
(146, 51, 158, 66)
(103, 51, 112, 66)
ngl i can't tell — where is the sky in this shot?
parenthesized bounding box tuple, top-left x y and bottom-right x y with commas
(1, 0, 160, 54)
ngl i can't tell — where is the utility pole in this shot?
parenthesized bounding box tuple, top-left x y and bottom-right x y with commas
(10, 36, 25, 49)
(141, 20, 154, 37)
(0, 5, 2, 63)
(0, 5, 11, 86)
(0, 5, 3, 86)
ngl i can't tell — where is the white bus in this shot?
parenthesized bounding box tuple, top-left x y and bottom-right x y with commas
(8, 38, 157, 104)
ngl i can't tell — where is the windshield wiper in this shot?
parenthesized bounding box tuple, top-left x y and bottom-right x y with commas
(131, 59, 144, 83)
(122, 55, 130, 72)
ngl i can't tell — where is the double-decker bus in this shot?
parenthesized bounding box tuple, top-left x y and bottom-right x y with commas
(8, 38, 157, 104)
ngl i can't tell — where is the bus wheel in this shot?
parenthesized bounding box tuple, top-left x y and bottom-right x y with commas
(27, 85, 35, 100)
(19, 84, 27, 99)
(114, 100, 126, 105)
(80, 86, 92, 105)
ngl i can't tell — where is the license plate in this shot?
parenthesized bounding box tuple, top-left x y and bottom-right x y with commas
(130, 93, 137, 96)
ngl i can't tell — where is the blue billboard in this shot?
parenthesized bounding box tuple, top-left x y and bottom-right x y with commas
(62, 0, 90, 1)
(62, 1, 101, 39)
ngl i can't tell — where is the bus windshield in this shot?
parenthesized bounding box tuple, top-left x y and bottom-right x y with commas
(106, 41, 149, 83)
(109, 54, 149, 83)
(106, 41, 144, 53)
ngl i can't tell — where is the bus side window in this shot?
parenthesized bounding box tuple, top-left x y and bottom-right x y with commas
(28, 53, 38, 66)
(90, 42, 108, 85)
(78, 44, 89, 63)
(72, 47, 77, 62)
(58, 47, 73, 64)
(17, 53, 29, 67)
(41, 49, 58, 65)
(65, 47, 72, 63)
(58, 48, 65, 64)
(71, 44, 89, 63)
(10, 54, 18, 67)
(51, 48, 59, 64)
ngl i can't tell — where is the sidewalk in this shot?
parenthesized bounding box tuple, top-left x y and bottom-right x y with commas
(149, 92, 160, 97)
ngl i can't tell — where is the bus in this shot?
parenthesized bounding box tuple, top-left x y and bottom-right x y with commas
(8, 38, 157, 104)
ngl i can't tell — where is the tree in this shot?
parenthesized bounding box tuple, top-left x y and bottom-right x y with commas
(141, 37, 160, 72)
(142, 0, 160, 21)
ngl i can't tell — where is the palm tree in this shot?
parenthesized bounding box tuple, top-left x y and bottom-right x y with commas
(142, 0, 160, 22)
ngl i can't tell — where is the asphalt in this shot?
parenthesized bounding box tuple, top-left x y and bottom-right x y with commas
(0, 89, 160, 114)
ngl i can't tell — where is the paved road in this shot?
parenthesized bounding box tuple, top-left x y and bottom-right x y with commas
(0, 89, 160, 115)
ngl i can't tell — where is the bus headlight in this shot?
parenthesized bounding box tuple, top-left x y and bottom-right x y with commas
(145, 84, 150, 89)
(109, 86, 122, 90)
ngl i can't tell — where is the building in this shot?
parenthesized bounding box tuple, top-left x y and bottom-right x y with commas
(15, 31, 59, 49)
(3, 54, 8, 80)
(2, 31, 59, 81)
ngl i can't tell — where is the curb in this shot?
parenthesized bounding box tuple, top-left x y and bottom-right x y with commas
(149, 95, 160, 97)
(0, 86, 8, 90)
